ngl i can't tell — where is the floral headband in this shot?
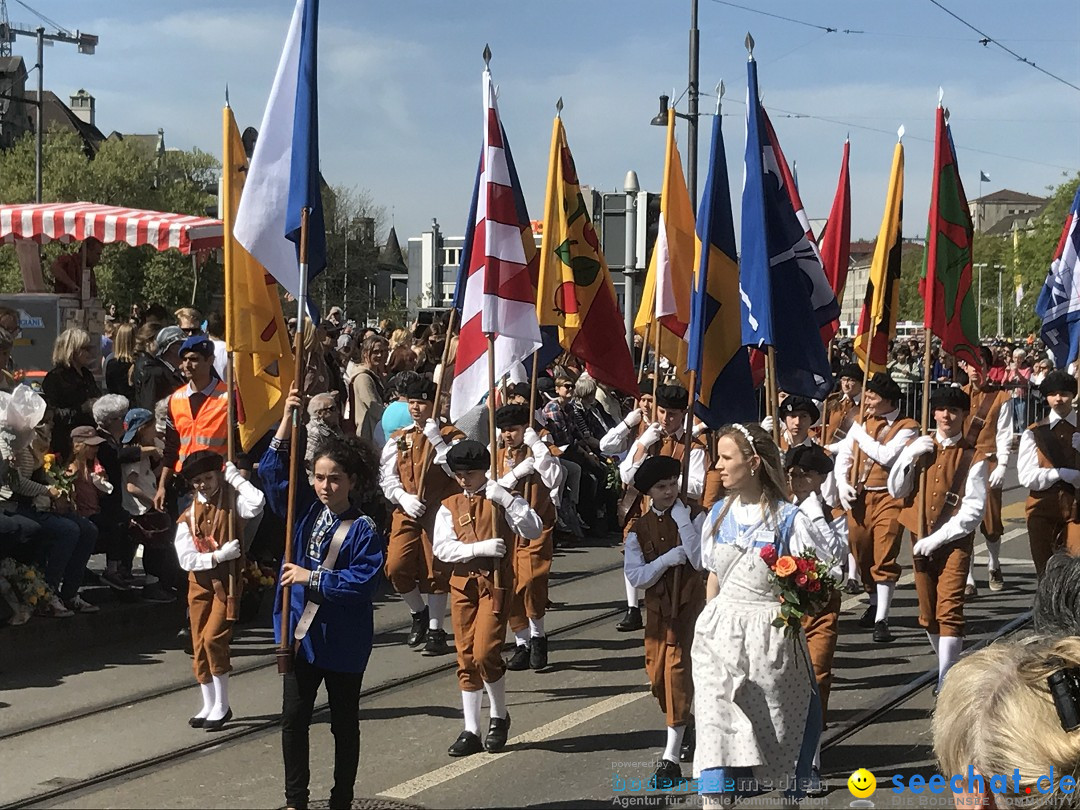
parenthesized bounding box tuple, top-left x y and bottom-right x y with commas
(731, 423, 758, 456)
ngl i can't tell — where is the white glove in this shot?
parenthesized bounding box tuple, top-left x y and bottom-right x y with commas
(485, 479, 516, 508)
(213, 539, 242, 563)
(470, 538, 507, 559)
(523, 427, 542, 448)
(508, 457, 535, 481)
(988, 465, 1006, 489)
(912, 531, 948, 557)
(825, 442, 841, 456)
(760, 415, 775, 433)
(906, 435, 937, 458)
(423, 419, 443, 444)
(1060, 468, 1080, 488)
(398, 492, 426, 519)
(639, 422, 663, 449)
(224, 461, 245, 488)
(662, 545, 689, 567)
(624, 408, 644, 429)
(837, 479, 857, 511)
(669, 499, 692, 527)
(1072, 433, 1080, 454)
(550, 486, 562, 509)
(692, 421, 708, 438)
(497, 471, 517, 489)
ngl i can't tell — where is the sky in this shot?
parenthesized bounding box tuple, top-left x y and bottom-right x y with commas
(6, 0, 1080, 249)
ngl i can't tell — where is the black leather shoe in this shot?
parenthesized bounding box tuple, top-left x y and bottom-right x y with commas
(505, 643, 531, 671)
(873, 620, 893, 643)
(188, 715, 206, 728)
(679, 724, 695, 762)
(484, 713, 511, 752)
(447, 730, 483, 757)
(530, 636, 548, 670)
(407, 607, 429, 647)
(858, 605, 876, 629)
(423, 628, 450, 656)
(203, 708, 233, 731)
(615, 606, 643, 632)
(651, 759, 683, 790)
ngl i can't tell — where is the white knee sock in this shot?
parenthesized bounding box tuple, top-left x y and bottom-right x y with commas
(194, 682, 215, 720)
(207, 673, 229, 720)
(427, 592, 448, 631)
(986, 538, 1001, 571)
(514, 627, 529, 646)
(926, 631, 940, 655)
(462, 689, 483, 735)
(663, 725, 685, 763)
(529, 617, 545, 638)
(624, 575, 639, 608)
(966, 567, 976, 587)
(401, 587, 426, 614)
(938, 636, 963, 689)
(484, 676, 507, 720)
(874, 582, 896, 623)
(847, 553, 859, 582)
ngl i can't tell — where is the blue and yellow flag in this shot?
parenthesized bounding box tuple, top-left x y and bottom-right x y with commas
(688, 105, 756, 428)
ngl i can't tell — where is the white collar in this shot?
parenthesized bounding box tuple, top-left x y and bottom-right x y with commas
(936, 431, 962, 447)
(186, 378, 218, 397)
(878, 408, 900, 424)
(1049, 409, 1077, 428)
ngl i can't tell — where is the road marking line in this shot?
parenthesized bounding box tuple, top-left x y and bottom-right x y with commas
(379, 690, 649, 800)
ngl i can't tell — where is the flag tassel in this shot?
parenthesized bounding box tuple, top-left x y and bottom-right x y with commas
(277, 206, 311, 676)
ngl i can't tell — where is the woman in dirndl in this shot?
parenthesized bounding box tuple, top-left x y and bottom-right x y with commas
(692, 422, 826, 804)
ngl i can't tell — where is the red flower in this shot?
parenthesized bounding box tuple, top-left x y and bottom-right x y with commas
(760, 545, 779, 566)
(795, 572, 809, 587)
(796, 557, 812, 573)
(808, 579, 822, 593)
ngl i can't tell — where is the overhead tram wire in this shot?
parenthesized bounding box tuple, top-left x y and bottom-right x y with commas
(704, 0, 842, 33)
(928, 0, 1080, 94)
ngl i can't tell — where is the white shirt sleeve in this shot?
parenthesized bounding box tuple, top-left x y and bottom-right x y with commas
(173, 518, 216, 572)
(623, 531, 669, 590)
(887, 441, 923, 499)
(797, 493, 845, 580)
(619, 439, 647, 485)
(930, 460, 988, 544)
(854, 422, 918, 467)
(533, 446, 563, 491)
(684, 447, 705, 500)
(599, 421, 632, 455)
(995, 396, 1015, 466)
(674, 502, 703, 572)
(832, 435, 855, 484)
(503, 493, 544, 540)
(431, 504, 472, 563)
(699, 503, 719, 573)
(788, 509, 837, 563)
(379, 436, 404, 504)
(1017, 428, 1063, 491)
(232, 476, 265, 520)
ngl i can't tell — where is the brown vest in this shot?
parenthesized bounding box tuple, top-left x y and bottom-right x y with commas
(824, 394, 857, 445)
(898, 436, 975, 535)
(963, 385, 1008, 457)
(1027, 416, 1080, 508)
(621, 431, 707, 527)
(442, 492, 516, 586)
(631, 508, 706, 619)
(858, 415, 919, 489)
(496, 444, 556, 531)
(391, 422, 465, 504)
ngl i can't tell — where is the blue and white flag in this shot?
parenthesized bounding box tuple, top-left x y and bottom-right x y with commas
(739, 55, 834, 400)
(234, 0, 325, 302)
(1037, 187, 1080, 369)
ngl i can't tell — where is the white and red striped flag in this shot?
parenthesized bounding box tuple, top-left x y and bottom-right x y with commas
(450, 65, 542, 422)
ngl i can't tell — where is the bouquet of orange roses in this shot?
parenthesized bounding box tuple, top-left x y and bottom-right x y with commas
(759, 545, 837, 638)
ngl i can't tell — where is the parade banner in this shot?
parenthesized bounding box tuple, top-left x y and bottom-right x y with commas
(537, 115, 638, 395)
(819, 139, 852, 317)
(921, 105, 979, 369)
(1036, 186, 1080, 369)
(854, 136, 905, 374)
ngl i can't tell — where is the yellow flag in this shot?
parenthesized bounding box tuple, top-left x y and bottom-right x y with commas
(223, 106, 295, 451)
(633, 109, 693, 380)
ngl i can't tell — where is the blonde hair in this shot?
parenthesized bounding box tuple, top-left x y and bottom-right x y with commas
(933, 635, 1080, 808)
(388, 328, 410, 350)
(112, 323, 136, 364)
(52, 328, 91, 368)
(174, 307, 201, 325)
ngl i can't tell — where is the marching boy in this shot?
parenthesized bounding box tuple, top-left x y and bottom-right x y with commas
(380, 378, 465, 654)
(173, 449, 265, 730)
(623, 455, 704, 789)
(888, 387, 987, 693)
(493, 404, 563, 672)
(432, 440, 543, 757)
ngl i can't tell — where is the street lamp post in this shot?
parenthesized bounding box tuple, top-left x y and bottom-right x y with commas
(623, 170, 639, 350)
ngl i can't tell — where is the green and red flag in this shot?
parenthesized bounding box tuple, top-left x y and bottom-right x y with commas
(920, 105, 980, 368)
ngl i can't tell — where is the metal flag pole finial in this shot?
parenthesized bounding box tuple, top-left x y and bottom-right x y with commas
(715, 80, 724, 114)
(225, 84, 230, 107)
(745, 32, 755, 59)
(556, 97, 563, 118)
(897, 124, 906, 142)
(483, 44, 492, 67)
(938, 85, 945, 106)
(944, 106, 951, 123)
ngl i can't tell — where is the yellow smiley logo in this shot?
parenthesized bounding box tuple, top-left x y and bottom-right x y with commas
(848, 768, 876, 798)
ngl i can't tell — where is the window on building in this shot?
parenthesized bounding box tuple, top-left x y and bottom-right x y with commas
(441, 248, 461, 266)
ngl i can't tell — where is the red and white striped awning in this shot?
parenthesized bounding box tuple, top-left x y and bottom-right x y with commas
(0, 202, 224, 255)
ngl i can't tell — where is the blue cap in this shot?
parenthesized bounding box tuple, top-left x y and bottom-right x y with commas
(122, 408, 154, 444)
(179, 335, 214, 357)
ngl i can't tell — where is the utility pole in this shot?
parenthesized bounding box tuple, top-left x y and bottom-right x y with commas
(623, 171, 639, 350)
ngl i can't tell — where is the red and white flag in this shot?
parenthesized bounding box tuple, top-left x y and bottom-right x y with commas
(450, 67, 542, 422)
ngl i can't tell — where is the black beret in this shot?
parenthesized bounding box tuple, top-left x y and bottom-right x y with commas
(865, 373, 903, 405)
(181, 449, 224, 480)
(505, 383, 530, 400)
(1041, 370, 1078, 397)
(495, 404, 530, 430)
(930, 386, 971, 412)
(837, 363, 863, 383)
(633, 455, 681, 494)
(446, 440, 490, 472)
(655, 384, 689, 410)
(784, 444, 834, 475)
(778, 395, 820, 423)
(403, 378, 437, 402)
(536, 376, 556, 395)
(639, 380, 654, 396)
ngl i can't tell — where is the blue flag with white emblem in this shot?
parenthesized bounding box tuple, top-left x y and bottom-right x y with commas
(1037, 187, 1080, 369)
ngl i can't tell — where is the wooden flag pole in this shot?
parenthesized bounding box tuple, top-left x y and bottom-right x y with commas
(651, 320, 662, 407)
(225, 349, 239, 622)
(486, 333, 507, 615)
(637, 323, 651, 384)
(916, 327, 933, 541)
(766, 347, 781, 446)
(276, 206, 310, 676)
(821, 341, 834, 444)
(416, 308, 459, 502)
